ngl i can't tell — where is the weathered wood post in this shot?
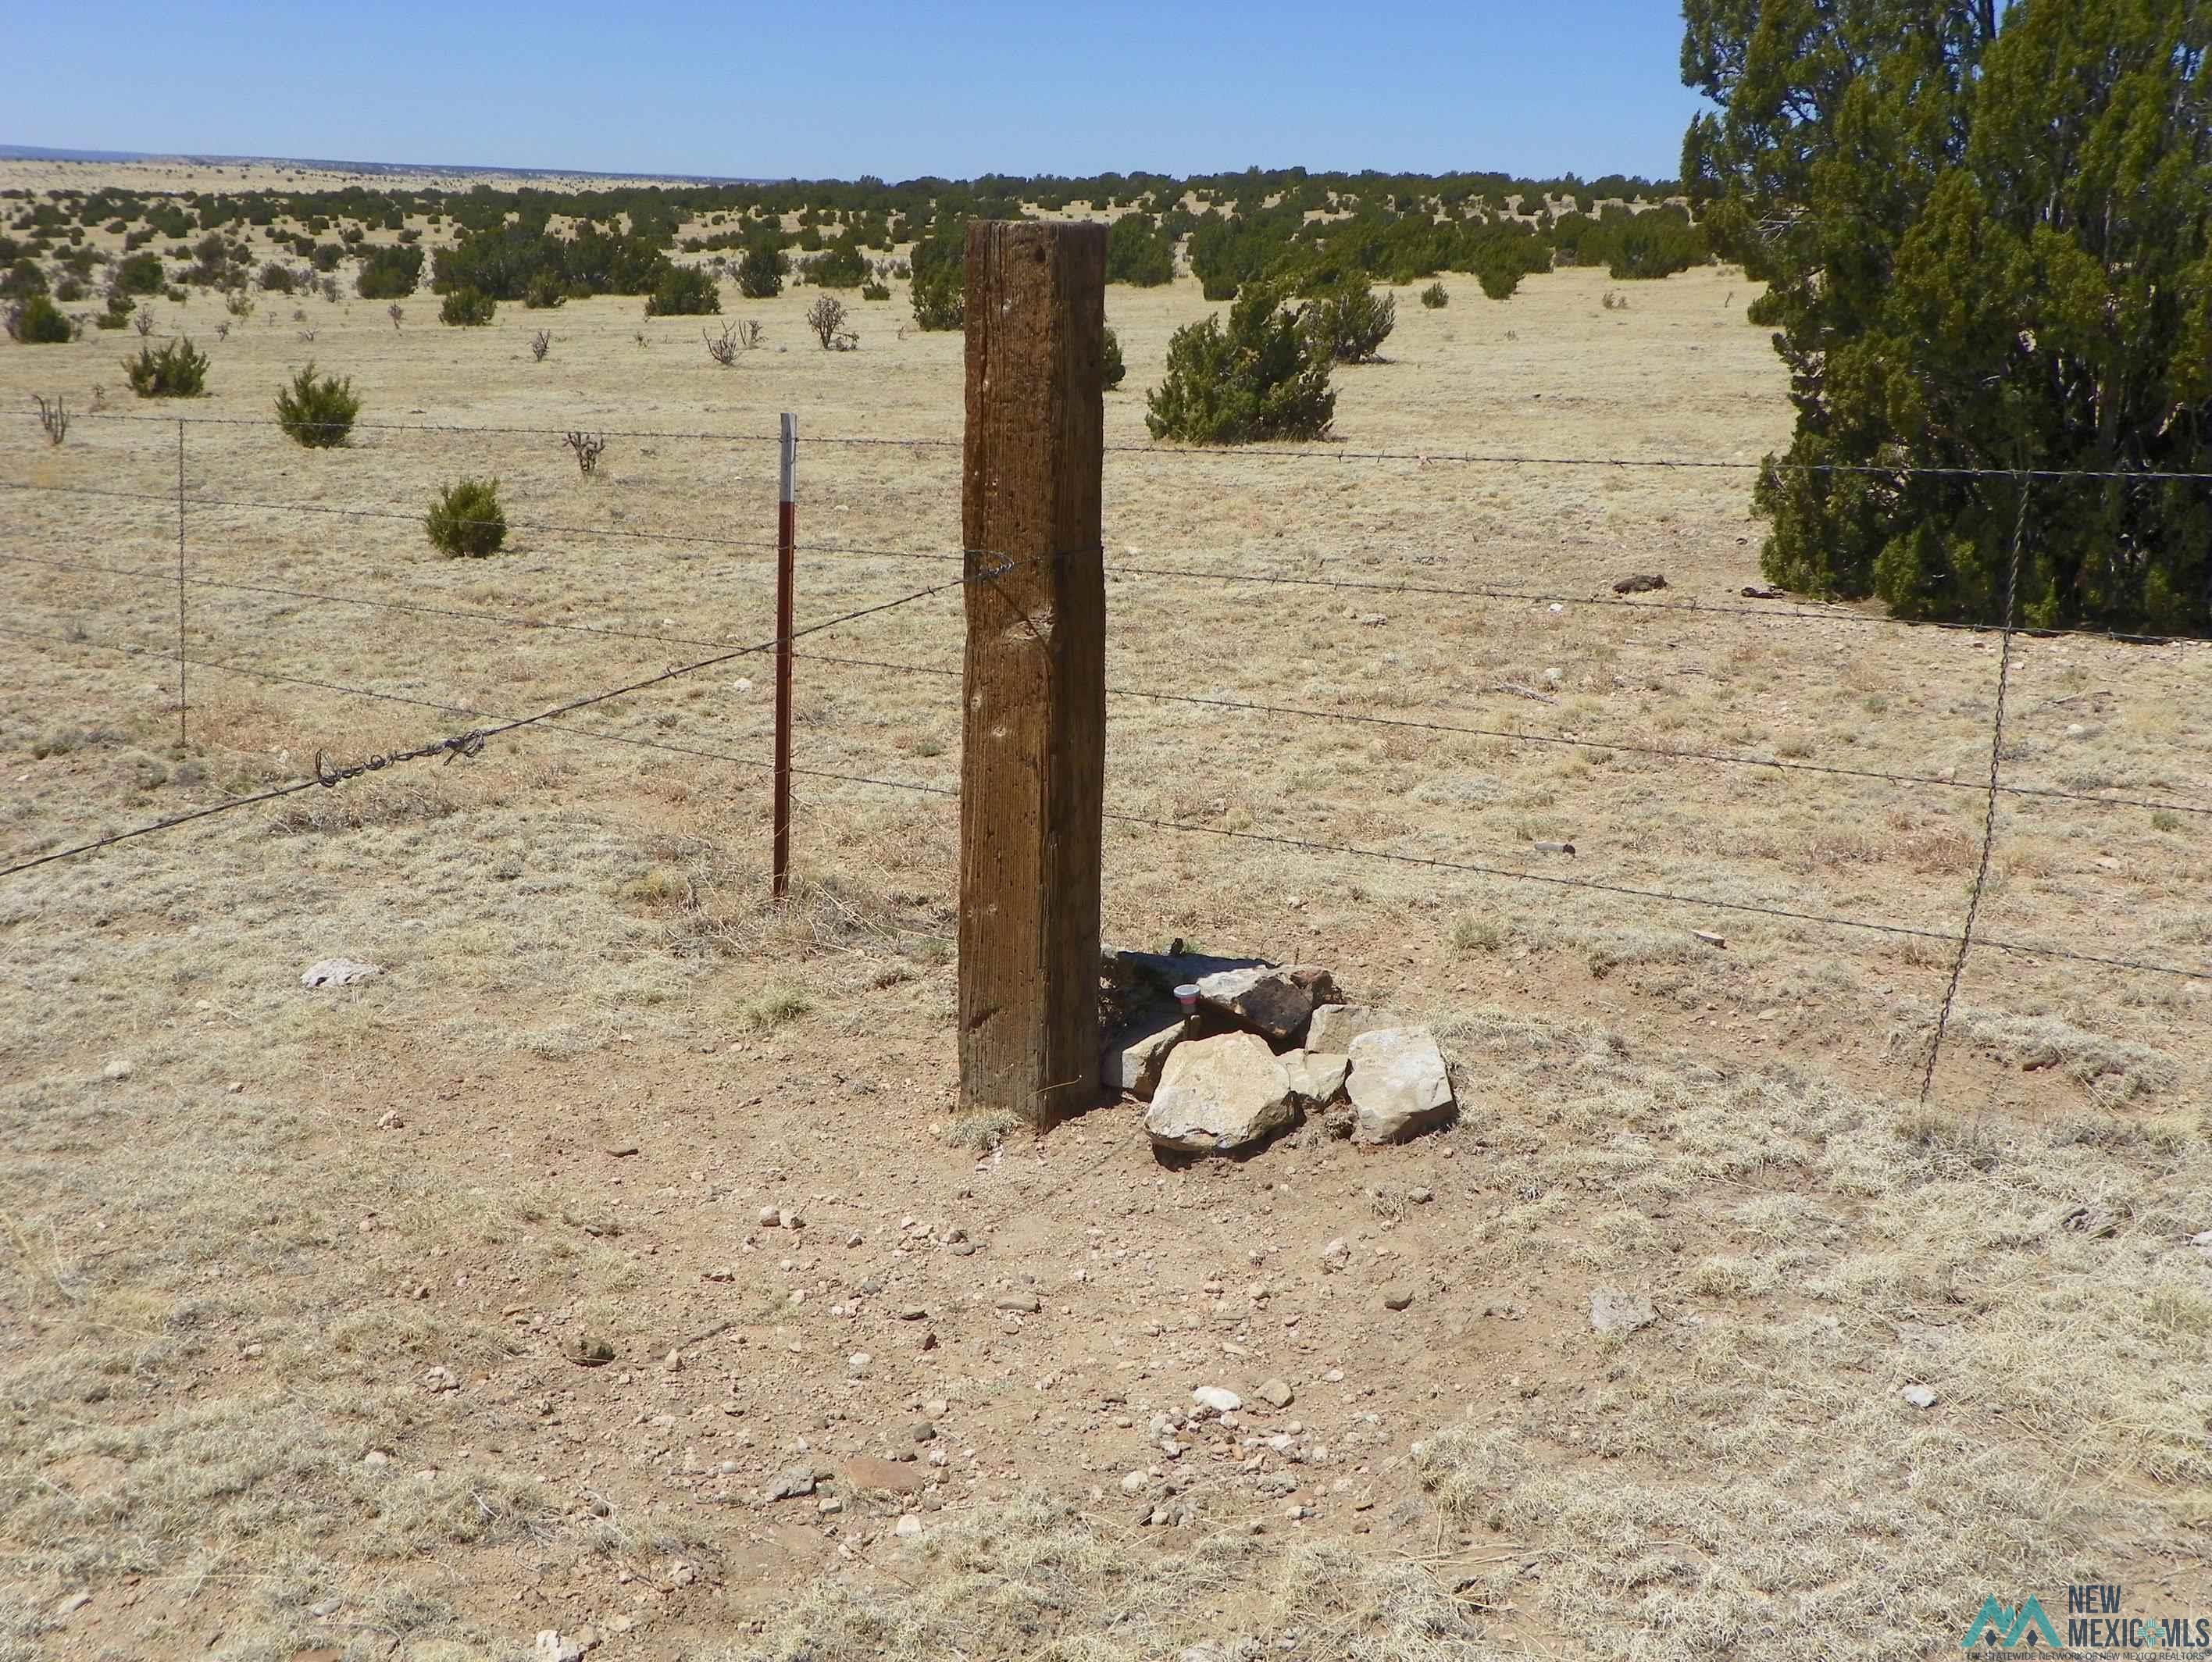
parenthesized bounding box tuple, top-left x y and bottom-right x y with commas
(958, 220, 1108, 1128)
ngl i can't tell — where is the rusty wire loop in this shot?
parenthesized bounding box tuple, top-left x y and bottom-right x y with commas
(312, 730, 488, 787)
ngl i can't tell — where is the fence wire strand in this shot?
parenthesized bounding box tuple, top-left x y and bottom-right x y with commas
(1920, 477, 2033, 1100)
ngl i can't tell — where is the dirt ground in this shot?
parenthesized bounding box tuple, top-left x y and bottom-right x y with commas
(2, 167, 2210, 1662)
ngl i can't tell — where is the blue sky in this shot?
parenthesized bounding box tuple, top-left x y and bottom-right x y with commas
(13, 2, 1701, 182)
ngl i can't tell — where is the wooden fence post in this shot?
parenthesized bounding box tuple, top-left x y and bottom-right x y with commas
(958, 221, 1108, 1128)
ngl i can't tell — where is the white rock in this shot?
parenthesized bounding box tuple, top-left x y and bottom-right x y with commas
(1193, 965, 1337, 1041)
(534, 1632, 584, 1662)
(1258, 1378, 1295, 1408)
(1120, 1470, 1151, 1494)
(894, 1514, 924, 1539)
(1306, 1004, 1394, 1053)
(301, 958, 380, 990)
(1344, 1028, 1455, 1143)
(1279, 1049, 1350, 1106)
(1589, 1289, 1656, 1333)
(1320, 1238, 1350, 1272)
(1901, 1384, 1939, 1410)
(1192, 1386, 1243, 1415)
(1146, 1033, 1297, 1154)
(1101, 1010, 1189, 1099)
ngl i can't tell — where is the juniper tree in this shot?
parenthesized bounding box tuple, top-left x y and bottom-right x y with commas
(1683, 0, 2211, 631)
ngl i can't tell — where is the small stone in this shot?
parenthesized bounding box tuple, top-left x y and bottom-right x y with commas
(301, 958, 380, 990)
(100, 1058, 133, 1082)
(779, 1208, 803, 1230)
(1279, 1049, 1350, 1106)
(895, 1305, 928, 1321)
(817, 1496, 843, 1514)
(1258, 1378, 1294, 1409)
(995, 1293, 1042, 1314)
(374, 1109, 404, 1130)
(1589, 1289, 1656, 1334)
(1381, 1287, 1414, 1312)
(422, 1365, 458, 1393)
(1193, 965, 1337, 1042)
(759, 1206, 780, 1227)
(1306, 1004, 1393, 1053)
(912, 1422, 936, 1443)
(767, 1468, 817, 1500)
(1120, 1470, 1151, 1494)
(568, 1337, 615, 1368)
(1408, 1186, 1434, 1204)
(1192, 1386, 1242, 1414)
(924, 1398, 949, 1418)
(847, 1352, 872, 1374)
(1901, 1384, 1939, 1410)
(362, 1450, 391, 1468)
(1101, 1010, 1190, 1100)
(1320, 1237, 1350, 1271)
(894, 1514, 923, 1539)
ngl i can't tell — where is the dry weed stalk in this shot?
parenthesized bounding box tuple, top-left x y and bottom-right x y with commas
(703, 321, 739, 366)
(530, 329, 552, 362)
(33, 394, 68, 445)
(563, 430, 608, 479)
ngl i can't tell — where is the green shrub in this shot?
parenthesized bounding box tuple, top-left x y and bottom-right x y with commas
(644, 264, 719, 316)
(736, 244, 787, 298)
(2, 257, 45, 298)
(7, 294, 72, 343)
(523, 273, 567, 309)
(1104, 212, 1175, 286)
(910, 264, 963, 330)
(356, 244, 423, 299)
(123, 337, 209, 396)
(258, 261, 297, 293)
(1420, 282, 1449, 309)
(1144, 284, 1334, 444)
(1101, 325, 1126, 391)
(53, 276, 84, 302)
(860, 280, 890, 301)
(1306, 281, 1396, 362)
(1746, 288, 1786, 327)
(425, 477, 506, 558)
(116, 251, 164, 294)
(807, 237, 868, 289)
(440, 287, 496, 326)
(274, 362, 360, 448)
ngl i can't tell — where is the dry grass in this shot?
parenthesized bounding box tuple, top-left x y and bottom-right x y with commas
(2, 172, 2210, 1657)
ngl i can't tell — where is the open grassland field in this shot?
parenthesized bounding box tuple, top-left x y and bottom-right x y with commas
(2, 184, 2210, 1660)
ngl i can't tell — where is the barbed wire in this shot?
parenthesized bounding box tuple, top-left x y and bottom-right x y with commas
(0, 479, 956, 562)
(0, 557, 1015, 881)
(9, 469, 2192, 644)
(787, 646, 2207, 819)
(17, 408, 2212, 480)
(0, 619, 957, 800)
(1101, 557, 2195, 645)
(11, 544, 2203, 820)
(1095, 810, 2204, 981)
(10, 637, 2199, 984)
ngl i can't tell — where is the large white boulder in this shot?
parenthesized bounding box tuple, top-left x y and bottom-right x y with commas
(1345, 1027, 1454, 1143)
(1145, 1033, 1297, 1154)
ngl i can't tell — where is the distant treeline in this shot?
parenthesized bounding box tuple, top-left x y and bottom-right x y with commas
(3, 165, 1701, 308)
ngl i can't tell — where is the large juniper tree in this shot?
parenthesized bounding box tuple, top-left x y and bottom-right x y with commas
(1683, 1, 2211, 631)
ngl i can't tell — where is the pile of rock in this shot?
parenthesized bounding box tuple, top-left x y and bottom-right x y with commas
(1100, 950, 1454, 1155)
